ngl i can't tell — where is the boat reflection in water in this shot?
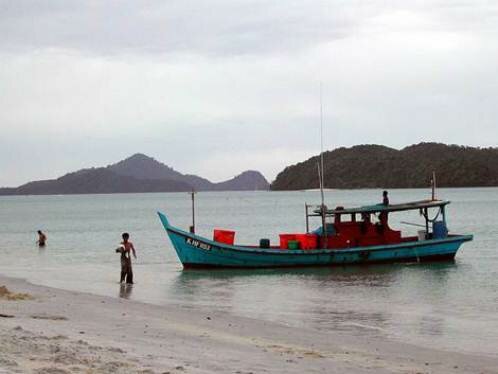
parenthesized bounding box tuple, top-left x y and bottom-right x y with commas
(167, 261, 458, 340)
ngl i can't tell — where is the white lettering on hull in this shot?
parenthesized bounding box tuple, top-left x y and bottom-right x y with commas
(185, 237, 212, 251)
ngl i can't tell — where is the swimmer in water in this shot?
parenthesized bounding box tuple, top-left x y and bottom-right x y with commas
(37, 230, 47, 247)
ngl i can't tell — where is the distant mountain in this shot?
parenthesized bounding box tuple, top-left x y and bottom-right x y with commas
(212, 170, 270, 191)
(108, 153, 214, 190)
(0, 168, 192, 195)
(271, 143, 498, 190)
(0, 154, 270, 195)
(107, 153, 269, 191)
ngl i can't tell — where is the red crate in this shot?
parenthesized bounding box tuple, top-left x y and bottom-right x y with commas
(279, 234, 297, 249)
(296, 234, 318, 250)
(213, 229, 235, 245)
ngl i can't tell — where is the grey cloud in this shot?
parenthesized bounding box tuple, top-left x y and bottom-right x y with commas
(1, 1, 497, 58)
(0, 1, 413, 56)
(1, 0, 498, 186)
(0, 1, 348, 55)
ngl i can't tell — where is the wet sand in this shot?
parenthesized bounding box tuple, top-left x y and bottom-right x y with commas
(0, 274, 497, 374)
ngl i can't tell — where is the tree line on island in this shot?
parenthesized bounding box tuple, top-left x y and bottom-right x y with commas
(271, 143, 498, 190)
(2, 143, 497, 195)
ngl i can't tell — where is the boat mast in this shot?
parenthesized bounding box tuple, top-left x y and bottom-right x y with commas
(319, 83, 327, 247)
(319, 83, 325, 207)
(431, 171, 437, 201)
(190, 189, 196, 233)
(305, 203, 310, 233)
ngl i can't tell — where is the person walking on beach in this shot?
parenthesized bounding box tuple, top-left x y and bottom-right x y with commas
(116, 232, 137, 284)
(37, 230, 47, 247)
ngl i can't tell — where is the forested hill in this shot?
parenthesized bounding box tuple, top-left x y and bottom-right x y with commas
(0, 154, 270, 195)
(271, 143, 498, 190)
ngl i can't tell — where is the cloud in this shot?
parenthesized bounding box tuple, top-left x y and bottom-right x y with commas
(0, 0, 363, 56)
(1, 1, 498, 186)
(1, 1, 497, 57)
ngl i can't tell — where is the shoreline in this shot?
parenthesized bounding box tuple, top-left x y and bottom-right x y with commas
(1, 274, 497, 373)
(2, 186, 498, 198)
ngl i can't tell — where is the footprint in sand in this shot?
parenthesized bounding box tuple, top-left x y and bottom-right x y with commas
(34, 367, 70, 374)
(31, 315, 68, 321)
(0, 357, 18, 367)
(265, 344, 325, 359)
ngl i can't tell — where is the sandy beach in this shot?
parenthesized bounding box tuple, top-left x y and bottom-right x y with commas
(0, 274, 497, 374)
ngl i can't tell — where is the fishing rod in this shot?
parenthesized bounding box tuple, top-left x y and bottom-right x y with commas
(400, 221, 426, 228)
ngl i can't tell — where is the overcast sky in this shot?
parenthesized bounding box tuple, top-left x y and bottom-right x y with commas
(1, 1, 497, 186)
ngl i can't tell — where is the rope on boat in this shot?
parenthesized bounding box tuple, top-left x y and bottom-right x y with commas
(419, 207, 442, 223)
(427, 207, 442, 223)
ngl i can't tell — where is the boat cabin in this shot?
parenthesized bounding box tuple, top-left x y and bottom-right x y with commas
(298, 199, 450, 250)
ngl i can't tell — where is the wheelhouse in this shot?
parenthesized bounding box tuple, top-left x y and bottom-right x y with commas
(305, 200, 450, 249)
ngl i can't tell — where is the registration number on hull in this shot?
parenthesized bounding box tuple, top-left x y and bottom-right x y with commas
(185, 237, 212, 251)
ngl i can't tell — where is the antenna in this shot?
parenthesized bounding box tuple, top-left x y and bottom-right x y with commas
(319, 83, 325, 207)
(317, 161, 327, 247)
(318, 83, 327, 248)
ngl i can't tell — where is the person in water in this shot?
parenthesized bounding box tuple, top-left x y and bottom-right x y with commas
(116, 232, 137, 284)
(37, 230, 47, 247)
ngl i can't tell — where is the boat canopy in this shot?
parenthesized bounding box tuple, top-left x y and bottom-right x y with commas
(312, 199, 450, 216)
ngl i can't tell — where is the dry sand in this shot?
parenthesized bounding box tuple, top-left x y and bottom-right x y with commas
(0, 274, 497, 374)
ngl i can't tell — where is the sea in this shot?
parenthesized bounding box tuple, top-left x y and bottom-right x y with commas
(0, 188, 497, 357)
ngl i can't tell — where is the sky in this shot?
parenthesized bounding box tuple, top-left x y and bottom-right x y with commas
(1, 1, 498, 187)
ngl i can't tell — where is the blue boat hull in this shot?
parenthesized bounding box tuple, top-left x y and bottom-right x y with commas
(158, 212, 473, 269)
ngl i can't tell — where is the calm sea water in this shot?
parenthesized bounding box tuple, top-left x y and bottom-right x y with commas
(0, 189, 497, 356)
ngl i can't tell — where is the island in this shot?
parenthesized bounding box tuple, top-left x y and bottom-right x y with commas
(271, 143, 498, 190)
(0, 154, 270, 195)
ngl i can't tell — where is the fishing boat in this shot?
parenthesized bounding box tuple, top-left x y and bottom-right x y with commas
(159, 91, 471, 269)
(157, 197, 473, 269)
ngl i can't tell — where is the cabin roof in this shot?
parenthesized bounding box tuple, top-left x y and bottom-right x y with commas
(312, 199, 450, 216)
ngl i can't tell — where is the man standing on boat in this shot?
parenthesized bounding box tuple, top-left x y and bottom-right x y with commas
(379, 191, 390, 232)
(382, 190, 389, 206)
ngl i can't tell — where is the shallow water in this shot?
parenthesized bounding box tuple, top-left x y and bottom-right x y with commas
(0, 189, 497, 356)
